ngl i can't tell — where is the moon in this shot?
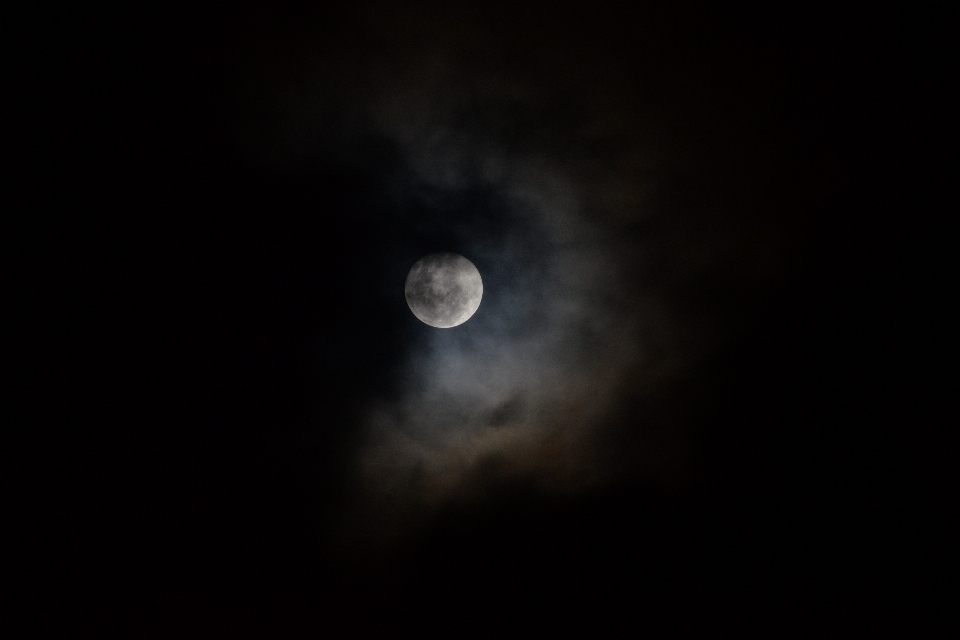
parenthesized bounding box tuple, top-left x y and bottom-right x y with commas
(405, 252, 483, 328)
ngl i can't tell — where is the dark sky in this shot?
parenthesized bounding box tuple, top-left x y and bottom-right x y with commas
(6, 4, 943, 636)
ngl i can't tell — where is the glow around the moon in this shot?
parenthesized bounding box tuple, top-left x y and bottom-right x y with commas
(405, 253, 483, 328)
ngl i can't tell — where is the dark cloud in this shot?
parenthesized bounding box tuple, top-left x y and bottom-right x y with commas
(228, 4, 794, 542)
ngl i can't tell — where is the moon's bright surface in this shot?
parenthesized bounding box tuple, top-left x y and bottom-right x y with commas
(405, 252, 483, 328)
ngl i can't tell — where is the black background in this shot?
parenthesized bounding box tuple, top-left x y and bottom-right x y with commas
(5, 4, 945, 636)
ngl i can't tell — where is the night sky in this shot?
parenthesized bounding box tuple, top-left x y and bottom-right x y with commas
(6, 4, 943, 636)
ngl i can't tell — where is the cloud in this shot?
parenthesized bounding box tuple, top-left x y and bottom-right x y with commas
(232, 6, 789, 543)
(328, 34, 695, 541)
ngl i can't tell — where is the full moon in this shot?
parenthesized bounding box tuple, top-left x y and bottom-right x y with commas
(405, 252, 483, 328)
